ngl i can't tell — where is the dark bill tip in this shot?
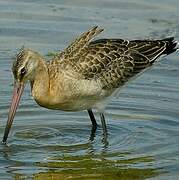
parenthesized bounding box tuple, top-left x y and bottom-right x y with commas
(2, 82, 24, 143)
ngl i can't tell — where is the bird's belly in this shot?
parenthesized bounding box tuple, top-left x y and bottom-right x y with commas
(33, 77, 107, 111)
(35, 95, 101, 112)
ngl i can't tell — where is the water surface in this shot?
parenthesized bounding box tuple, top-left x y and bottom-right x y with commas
(0, 0, 179, 179)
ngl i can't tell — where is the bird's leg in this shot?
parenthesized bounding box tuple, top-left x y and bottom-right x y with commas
(87, 109, 98, 141)
(88, 109, 98, 130)
(100, 113, 108, 145)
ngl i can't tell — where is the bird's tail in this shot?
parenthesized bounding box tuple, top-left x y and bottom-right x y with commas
(161, 37, 178, 55)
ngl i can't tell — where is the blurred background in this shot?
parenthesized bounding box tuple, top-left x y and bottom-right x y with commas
(0, 0, 179, 179)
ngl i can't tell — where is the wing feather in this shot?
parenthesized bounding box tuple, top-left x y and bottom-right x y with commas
(50, 27, 177, 90)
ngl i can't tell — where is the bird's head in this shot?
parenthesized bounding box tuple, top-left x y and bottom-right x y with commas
(2, 48, 43, 144)
(12, 48, 42, 84)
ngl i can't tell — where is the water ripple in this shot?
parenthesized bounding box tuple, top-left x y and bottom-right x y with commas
(0, 0, 179, 179)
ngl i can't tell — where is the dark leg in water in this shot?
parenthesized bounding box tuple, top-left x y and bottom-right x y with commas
(88, 109, 98, 129)
(87, 109, 98, 140)
(100, 113, 108, 145)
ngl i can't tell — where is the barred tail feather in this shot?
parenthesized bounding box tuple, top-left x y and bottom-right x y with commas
(162, 37, 178, 55)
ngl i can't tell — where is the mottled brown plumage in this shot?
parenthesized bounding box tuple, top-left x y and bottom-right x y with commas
(48, 26, 177, 90)
(3, 26, 178, 143)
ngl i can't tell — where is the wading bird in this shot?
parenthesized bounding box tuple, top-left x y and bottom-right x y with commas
(2, 26, 178, 143)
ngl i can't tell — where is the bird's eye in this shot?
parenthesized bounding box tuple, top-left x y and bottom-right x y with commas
(20, 67, 26, 76)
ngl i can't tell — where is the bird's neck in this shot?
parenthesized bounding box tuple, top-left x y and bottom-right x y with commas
(30, 59, 50, 106)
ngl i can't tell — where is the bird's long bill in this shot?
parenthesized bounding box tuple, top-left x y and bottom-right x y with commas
(2, 82, 24, 143)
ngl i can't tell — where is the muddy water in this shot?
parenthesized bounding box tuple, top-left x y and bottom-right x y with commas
(0, 0, 179, 179)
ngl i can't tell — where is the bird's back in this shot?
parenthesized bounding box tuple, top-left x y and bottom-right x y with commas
(50, 26, 178, 91)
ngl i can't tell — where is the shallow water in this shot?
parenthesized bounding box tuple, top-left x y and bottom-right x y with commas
(0, 0, 179, 179)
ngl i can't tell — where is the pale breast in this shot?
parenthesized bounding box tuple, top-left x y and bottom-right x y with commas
(43, 71, 105, 111)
